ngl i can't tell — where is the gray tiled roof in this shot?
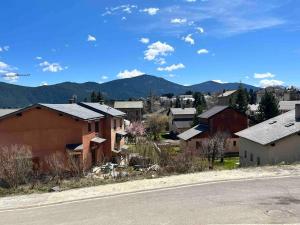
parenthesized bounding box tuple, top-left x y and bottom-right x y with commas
(114, 101, 143, 109)
(199, 106, 228, 119)
(169, 108, 196, 116)
(79, 102, 126, 117)
(173, 121, 193, 129)
(0, 109, 19, 117)
(236, 110, 300, 145)
(40, 104, 103, 120)
(178, 124, 209, 141)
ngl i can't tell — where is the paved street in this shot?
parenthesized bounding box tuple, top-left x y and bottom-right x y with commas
(0, 176, 299, 224)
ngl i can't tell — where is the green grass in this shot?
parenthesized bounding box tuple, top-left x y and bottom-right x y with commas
(215, 157, 240, 170)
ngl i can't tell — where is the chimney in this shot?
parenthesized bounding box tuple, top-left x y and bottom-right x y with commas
(68, 95, 77, 104)
(99, 100, 104, 105)
(296, 104, 300, 121)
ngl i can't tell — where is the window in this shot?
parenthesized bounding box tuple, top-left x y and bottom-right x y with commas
(113, 119, 117, 130)
(271, 143, 276, 147)
(233, 141, 237, 147)
(244, 150, 247, 158)
(250, 153, 253, 162)
(95, 121, 99, 133)
(120, 119, 123, 128)
(88, 123, 91, 132)
(196, 141, 200, 149)
(257, 157, 260, 166)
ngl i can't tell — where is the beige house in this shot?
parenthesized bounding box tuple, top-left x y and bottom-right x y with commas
(236, 104, 300, 166)
(167, 108, 196, 134)
(114, 101, 143, 122)
(217, 90, 237, 105)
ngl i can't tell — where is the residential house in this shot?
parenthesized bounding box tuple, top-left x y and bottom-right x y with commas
(114, 101, 143, 122)
(0, 103, 126, 171)
(256, 86, 285, 103)
(167, 108, 196, 134)
(236, 105, 300, 166)
(178, 106, 248, 155)
(78, 102, 127, 162)
(247, 101, 300, 116)
(217, 90, 237, 105)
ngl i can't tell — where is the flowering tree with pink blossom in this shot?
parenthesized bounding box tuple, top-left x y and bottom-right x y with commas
(126, 122, 146, 144)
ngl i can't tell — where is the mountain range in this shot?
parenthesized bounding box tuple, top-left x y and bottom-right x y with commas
(0, 75, 260, 108)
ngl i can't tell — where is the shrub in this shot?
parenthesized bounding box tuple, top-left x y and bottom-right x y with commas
(0, 145, 33, 188)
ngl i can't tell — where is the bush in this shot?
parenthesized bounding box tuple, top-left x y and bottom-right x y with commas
(0, 145, 33, 188)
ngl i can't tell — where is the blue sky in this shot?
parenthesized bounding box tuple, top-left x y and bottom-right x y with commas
(0, 0, 300, 87)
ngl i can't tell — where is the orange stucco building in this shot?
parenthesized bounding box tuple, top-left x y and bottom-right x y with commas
(0, 102, 126, 171)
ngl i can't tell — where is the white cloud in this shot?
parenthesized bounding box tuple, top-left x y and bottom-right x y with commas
(157, 63, 185, 72)
(170, 18, 187, 24)
(156, 58, 167, 65)
(182, 34, 195, 45)
(186, 0, 197, 2)
(259, 79, 284, 88)
(36, 56, 42, 60)
(140, 38, 150, 44)
(3, 72, 19, 82)
(0, 46, 9, 52)
(39, 61, 64, 73)
(87, 34, 96, 42)
(168, 74, 175, 78)
(117, 69, 144, 79)
(144, 41, 174, 61)
(101, 75, 108, 80)
(40, 82, 48, 86)
(197, 49, 209, 54)
(141, 8, 159, 16)
(0, 61, 9, 70)
(196, 27, 204, 33)
(254, 72, 275, 79)
(212, 80, 228, 84)
(121, 16, 127, 20)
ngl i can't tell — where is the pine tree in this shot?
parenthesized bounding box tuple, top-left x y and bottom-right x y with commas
(232, 84, 249, 113)
(192, 105, 203, 126)
(257, 90, 279, 122)
(90, 91, 97, 102)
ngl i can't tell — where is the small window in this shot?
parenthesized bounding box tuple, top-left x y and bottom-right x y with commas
(269, 121, 277, 125)
(88, 123, 91, 132)
(285, 122, 294, 127)
(250, 153, 253, 162)
(244, 150, 247, 158)
(95, 121, 99, 133)
(257, 157, 260, 166)
(271, 143, 276, 147)
(113, 119, 117, 130)
(233, 141, 237, 146)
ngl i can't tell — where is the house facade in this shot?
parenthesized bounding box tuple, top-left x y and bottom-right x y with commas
(0, 102, 126, 171)
(236, 105, 300, 166)
(167, 108, 196, 134)
(114, 101, 143, 122)
(217, 90, 237, 106)
(178, 106, 248, 155)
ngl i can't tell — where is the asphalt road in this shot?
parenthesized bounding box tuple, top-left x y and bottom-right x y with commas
(0, 176, 299, 225)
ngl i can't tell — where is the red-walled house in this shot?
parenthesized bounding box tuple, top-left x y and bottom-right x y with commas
(178, 106, 248, 154)
(0, 102, 126, 171)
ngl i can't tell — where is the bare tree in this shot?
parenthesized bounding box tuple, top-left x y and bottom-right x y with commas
(0, 145, 33, 188)
(147, 114, 168, 141)
(45, 152, 66, 181)
(201, 132, 229, 169)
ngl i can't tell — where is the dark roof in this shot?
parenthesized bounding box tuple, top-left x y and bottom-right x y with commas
(0, 109, 19, 117)
(0, 104, 103, 121)
(169, 108, 196, 116)
(199, 106, 229, 119)
(178, 124, 209, 141)
(66, 143, 83, 151)
(173, 121, 193, 129)
(40, 104, 103, 120)
(79, 102, 126, 117)
(114, 101, 143, 109)
(236, 110, 300, 145)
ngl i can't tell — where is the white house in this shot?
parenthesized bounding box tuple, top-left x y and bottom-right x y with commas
(236, 104, 300, 166)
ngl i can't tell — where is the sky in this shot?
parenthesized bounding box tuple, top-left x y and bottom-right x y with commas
(0, 0, 300, 88)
